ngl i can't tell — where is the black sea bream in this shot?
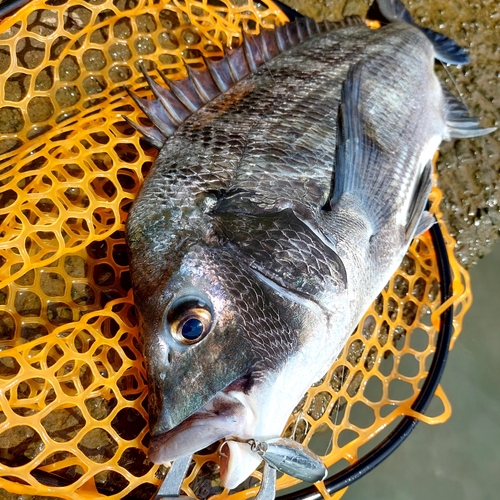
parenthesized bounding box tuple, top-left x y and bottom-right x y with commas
(125, 0, 493, 490)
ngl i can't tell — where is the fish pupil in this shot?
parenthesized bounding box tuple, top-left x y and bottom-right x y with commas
(181, 318, 204, 340)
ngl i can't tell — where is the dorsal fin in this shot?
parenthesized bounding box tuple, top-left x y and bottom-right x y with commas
(203, 55, 235, 91)
(225, 45, 252, 81)
(122, 115, 166, 150)
(125, 16, 366, 149)
(159, 72, 206, 112)
(125, 84, 177, 136)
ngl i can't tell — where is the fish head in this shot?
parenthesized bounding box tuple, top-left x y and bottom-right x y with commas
(135, 232, 348, 488)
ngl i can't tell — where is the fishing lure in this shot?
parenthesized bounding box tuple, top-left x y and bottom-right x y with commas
(245, 437, 328, 483)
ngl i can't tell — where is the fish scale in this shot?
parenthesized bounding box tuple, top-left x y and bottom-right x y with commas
(132, 23, 427, 232)
(212, 208, 347, 299)
(126, 0, 494, 493)
(127, 25, 362, 301)
(129, 22, 429, 324)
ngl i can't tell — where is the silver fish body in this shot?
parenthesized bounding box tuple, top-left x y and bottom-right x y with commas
(126, 0, 492, 489)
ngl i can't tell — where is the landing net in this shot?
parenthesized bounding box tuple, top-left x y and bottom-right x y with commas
(0, 1, 471, 499)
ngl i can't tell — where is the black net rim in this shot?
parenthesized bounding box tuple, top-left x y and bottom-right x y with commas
(0, 0, 30, 18)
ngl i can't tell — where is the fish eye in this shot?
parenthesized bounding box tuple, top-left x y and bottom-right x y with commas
(166, 297, 213, 345)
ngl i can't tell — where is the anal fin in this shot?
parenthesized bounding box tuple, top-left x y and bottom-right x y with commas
(413, 211, 435, 238)
(442, 84, 497, 139)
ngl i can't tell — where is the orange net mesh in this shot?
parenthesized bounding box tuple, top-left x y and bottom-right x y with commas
(0, 1, 471, 499)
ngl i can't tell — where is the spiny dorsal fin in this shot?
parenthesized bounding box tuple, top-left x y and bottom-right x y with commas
(225, 44, 252, 81)
(203, 55, 235, 92)
(441, 84, 497, 139)
(158, 72, 205, 112)
(376, 0, 470, 65)
(124, 16, 366, 149)
(185, 64, 220, 102)
(125, 84, 177, 136)
(122, 115, 166, 150)
(140, 68, 191, 124)
(242, 31, 267, 72)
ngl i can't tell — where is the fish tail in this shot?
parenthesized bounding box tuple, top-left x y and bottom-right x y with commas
(375, 0, 496, 139)
(375, 0, 470, 65)
(441, 84, 497, 139)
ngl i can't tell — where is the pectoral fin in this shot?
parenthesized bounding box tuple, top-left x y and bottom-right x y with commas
(329, 61, 389, 233)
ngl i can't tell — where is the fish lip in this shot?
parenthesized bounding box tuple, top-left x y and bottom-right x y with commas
(148, 409, 226, 462)
(148, 381, 256, 464)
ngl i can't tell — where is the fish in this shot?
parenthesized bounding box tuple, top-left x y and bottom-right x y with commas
(125, 0, 494, 490)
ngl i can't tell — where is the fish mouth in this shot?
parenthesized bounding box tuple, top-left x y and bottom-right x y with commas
(149, 386, 262, 487)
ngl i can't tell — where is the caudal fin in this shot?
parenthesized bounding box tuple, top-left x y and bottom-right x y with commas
(375, 0, 470, 65)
